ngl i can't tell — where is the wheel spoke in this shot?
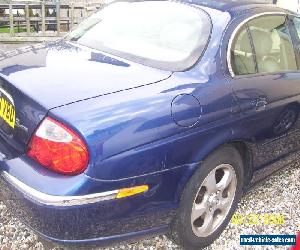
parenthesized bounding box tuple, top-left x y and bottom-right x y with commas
(216, 169, 233, 191)
(203, 169, 217, 193)
(191, 203, 207, 223)
(198, 210, 214, 234)
(217, 197, 231, 211)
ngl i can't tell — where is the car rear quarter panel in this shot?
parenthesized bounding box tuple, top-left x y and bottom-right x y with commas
(49, 8, 240, 183)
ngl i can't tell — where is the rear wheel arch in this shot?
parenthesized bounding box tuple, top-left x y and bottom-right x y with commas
(230, 141, 253, 189)
(169, 143, 245, 249)
(175, 140, 253, 204)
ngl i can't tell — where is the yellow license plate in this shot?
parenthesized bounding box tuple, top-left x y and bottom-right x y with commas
(0, 96, 15, 129)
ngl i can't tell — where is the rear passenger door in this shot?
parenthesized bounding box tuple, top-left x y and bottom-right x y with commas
(229, 14, 300, 170)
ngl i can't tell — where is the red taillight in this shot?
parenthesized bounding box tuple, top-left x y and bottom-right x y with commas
(27, 117, 89, 175)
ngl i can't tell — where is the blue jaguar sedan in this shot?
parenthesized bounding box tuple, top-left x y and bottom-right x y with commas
(0, 0, 299, 249)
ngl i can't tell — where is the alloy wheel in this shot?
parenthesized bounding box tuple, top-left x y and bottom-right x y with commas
(191, 164, 237, 237)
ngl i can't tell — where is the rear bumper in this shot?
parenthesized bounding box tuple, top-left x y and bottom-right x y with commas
(1, 171, 119, 206)
(0, 166, 179, 246)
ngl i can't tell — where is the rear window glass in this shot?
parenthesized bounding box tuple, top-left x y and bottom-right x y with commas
(66, 1, 212, 71)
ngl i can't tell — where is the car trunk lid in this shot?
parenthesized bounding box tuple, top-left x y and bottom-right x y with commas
(0, 42, 171, 157)
(0, 42, 172, 109)
(0, 75, 47, 159)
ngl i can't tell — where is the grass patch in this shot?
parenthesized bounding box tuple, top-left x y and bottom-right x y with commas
(0, 27, 33, 33)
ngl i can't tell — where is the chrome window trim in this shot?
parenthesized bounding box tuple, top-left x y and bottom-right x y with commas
(227, 11, 287, 78)
(1, 171, 118, 206)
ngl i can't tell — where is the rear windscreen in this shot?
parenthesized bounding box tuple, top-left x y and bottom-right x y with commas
(66, 1, 212, 71)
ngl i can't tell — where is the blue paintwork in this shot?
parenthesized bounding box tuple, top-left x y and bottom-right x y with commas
(0, 0, 300, 246)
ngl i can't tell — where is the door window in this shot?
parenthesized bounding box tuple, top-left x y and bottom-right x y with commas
(290, 16, 300, 40)
(248, 15, 297, 74)
(230, 14, 298, 76)
(230, 25, 256, 75)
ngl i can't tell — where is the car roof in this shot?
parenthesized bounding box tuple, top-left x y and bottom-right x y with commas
(178, 0, 299, 18)
(182, 0, 273, 10)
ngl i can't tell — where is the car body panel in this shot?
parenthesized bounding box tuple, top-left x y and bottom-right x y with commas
(0, 42, 172, 109)
(0, 75, 47, 156)
(47, 6, 233, 180)
(0, 0, 300, 246)
(0, 37, 171, 159)
(220, 7, 300, 175)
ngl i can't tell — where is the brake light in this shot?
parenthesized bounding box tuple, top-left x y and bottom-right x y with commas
(27, 117, 89, 175)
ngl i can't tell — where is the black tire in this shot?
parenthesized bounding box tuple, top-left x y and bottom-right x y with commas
(169, 145, 244, 250)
